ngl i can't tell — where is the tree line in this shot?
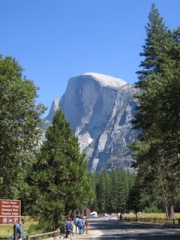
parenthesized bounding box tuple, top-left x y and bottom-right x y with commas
(89, 169, 136, 214)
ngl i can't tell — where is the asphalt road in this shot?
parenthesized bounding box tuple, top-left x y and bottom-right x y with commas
(78, 217, 180, 240)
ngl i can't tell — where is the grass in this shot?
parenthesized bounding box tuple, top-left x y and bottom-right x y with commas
(122, 213, 180, 225)
(123, 212, 180, 218)
(0, 216, 39, 239)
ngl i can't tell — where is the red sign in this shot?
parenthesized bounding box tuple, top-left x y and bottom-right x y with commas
(0, 199, 21, 225)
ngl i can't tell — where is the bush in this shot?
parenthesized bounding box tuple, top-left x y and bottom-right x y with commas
(144, 205, 161, 213)
(27, 224, 40, 235)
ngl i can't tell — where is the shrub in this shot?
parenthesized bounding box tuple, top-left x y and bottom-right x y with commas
(144, 205, 161, 213)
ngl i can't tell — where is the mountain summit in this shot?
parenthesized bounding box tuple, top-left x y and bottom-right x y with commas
(42, 73, 139, 172)
(83, 72, 127, 88)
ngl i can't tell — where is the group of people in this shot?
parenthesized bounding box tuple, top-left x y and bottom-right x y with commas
(14, 216, 88, 240)
(65, 215, 89, 238)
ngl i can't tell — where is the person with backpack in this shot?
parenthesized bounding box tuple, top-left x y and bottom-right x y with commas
(65, 217, 73, 239)
(75, 215, 79, 226)
(76, 216, 84, 235)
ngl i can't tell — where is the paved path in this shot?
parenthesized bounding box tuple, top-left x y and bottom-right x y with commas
(78, 217, 180, 240)
(44, 216, 180, 239)
(43, 227, 103, 239)
(43, 220, 105, 240)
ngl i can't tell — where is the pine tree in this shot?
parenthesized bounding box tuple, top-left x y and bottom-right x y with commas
(108, 170, 119, 212)
(28, 109, 94, 231)
(129, 4, 180, 219)
(127, 180, 142, 219)
(117, 170, 132, 213)
(103, 169, 110, 213)
(88, 173, 98, 212)
(98, 172, 106, 212)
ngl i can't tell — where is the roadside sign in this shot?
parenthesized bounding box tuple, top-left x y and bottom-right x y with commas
(82, 208, 90, 217)
(0, 199, 21, 225)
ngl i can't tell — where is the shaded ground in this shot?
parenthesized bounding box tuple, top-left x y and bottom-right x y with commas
(78, 217, 180, 240)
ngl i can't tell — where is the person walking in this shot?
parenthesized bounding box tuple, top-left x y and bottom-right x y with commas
(76, 216, 84, 235)
(65, 217, 73, 239)
(85, 219, 89, 233)
(75, 215, 80, 225)
(15, 217, 25, 240)
(74, 215, 79, 233)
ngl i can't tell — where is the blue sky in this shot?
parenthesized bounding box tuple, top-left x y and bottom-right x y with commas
(0, 0, 180, 117)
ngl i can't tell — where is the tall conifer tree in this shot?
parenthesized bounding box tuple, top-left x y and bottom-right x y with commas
(29, 109, 94, 231)
(129, 4, 180, 219)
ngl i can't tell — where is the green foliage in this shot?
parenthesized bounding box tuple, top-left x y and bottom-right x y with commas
(144, 206, 162, 213)
(91, 169, 136, 213)
(127, 180, 142, 214)
(26, 224, 40, 236)
(129, 4, 180, 219)
(27, 109, 94, 231)
(0, 54, 46, 199)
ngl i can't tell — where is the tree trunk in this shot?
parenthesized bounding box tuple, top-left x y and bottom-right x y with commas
(165, 205, 168, 219)
(168, 203, 174, 219)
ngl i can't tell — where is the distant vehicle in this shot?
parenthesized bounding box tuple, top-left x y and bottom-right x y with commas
(103, 213, 108, 217)
(89, 211, 98, 218)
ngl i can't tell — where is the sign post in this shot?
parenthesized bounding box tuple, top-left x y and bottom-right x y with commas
(0, 199, 21, 225)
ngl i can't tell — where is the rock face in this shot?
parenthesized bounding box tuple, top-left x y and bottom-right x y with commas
(42, 72, 139, 173)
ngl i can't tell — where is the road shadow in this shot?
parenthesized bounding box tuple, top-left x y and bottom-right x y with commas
(86, 219, 180, 240)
